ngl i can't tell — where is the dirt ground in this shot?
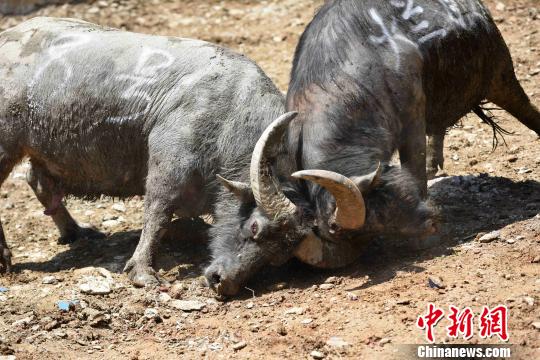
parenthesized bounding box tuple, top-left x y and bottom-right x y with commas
(0, 0, 539, 359)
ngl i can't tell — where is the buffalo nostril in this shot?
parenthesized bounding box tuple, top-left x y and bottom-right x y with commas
(211, 272, 221, 285)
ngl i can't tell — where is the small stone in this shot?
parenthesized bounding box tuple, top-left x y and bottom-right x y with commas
(42, 276, 58, 284)
(506, 155, 518, 163)
(346, 292, 359, 301)
(478, 231, 500, 243)
(301, 318, 313, 325)
(506, 238, 516, 244)
(170, 299, 206, 312)
(522, 297, 535, 307)
(276, 323, 287, 336)
(532, 322, 540, 330)
(284, 307, 305, 315)
(144, 308, 160, 320)
(112, 203, 126, 213)
(158, 292, 171, 303)
(319, 283, 335, 290)
(428, 276, 445, 289)
(310, 350, 325, 359)
(245, 302, 254, 309)
(169, 283, 186, 299)
(532, 255, 540, 263)
(517, 167, 532, 174)
(326, 337, 349, 349)
(87, 6, 100, 14)
(379, 338, 391, 346)
(495, 2, 505, 11)
(324, 276, 338, 284)
(102, 219, 120, 228)
(232, 341, 247, 351)
(79, 276, 112, 295)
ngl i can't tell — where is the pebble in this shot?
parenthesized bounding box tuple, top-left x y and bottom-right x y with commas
(324, 276, 338, 284)
(522, 297, 535, 307)
(158, 292, 171, 303)
(506, 238, 516, 244)
(310, 350, 325, 359)
(495, 2, 505, 11)
(301, 318, 313, 325)
(112, 203, 126, 213)
(170, 299, 206, 312)
(232, 341, 247, 351)
(79, 276, 112, 295)
(346, 292, 359, 301)
(478, 230, 500, 243)
(284, 307, 305, 315)
(379, 338, 391, 346)
(428, 276, 445, 289)
(319, 283, 335, 290)
(245, 301, 254, 309)
(42, 275, 58, 285)
(144, 308, 159, 320)
(169, 283, 186, 299)
(532, 322, 540, 330)
(532, 255, 540, 263)
(0, 287, 8, 293)
(326, 337, 349, 349)
(102, 219, 120, 228)
(517, 167, 532, 174)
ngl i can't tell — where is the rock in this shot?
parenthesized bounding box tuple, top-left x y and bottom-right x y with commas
(506, 155, 518, 163)
(284, 307, 305, 315)
(170, 299, 206, 312)
(319, 283, 335, 290)
(232, 341, 247, 351)
(82, 307, 110, 327)
(112, 203, 126, 213)
(326, 337, 349, 350)
(396, 299, 411, 305)
(379, 338, 391, 346)
(301, 318, 313, 325)
(144, 308, 161, 322)
(506, 238, 516, 244)
(11, 316, 34, 328)
(42, 275, 58, 284)
(0, 287, 8, 292)
(517, 167, 532, 174)
(43, 319, 59, 331)
(428, 276, 445, 289)
(478, 231, 500, 243)
(324, 276, 338, 284)
(532, 322, 540, 330)
(79, 276, 112, 295)
(346, 292, 359, 301)
(245, 301, 254, 309)
(310, 350, 325, 359)
(495, 2, 505, 11)
(522, 297, 535, 307)
(276, 323, 287, 336)
(102, 219, 120, 228)
(267, 282, 288, 291)
(169, 283, 186, 299)
(532, 255, 540, 263)
(158, 292, 171, 303)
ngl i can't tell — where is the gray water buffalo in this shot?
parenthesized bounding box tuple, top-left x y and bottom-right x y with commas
(205, 0, 540, 294)
(0, 17, 292, 289)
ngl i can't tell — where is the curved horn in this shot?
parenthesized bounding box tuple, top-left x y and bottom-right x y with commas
(250, 112, 298, 219)
(291, 169, 366, 230)
(294, 231, 366, 268)
(216, 174, 253, 202)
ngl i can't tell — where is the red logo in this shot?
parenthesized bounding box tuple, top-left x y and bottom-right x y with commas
(417, 304, 445, 343)
(479, 305, 509, 342)
(447, 306, 474, 340)
(417, 304, 509, 343)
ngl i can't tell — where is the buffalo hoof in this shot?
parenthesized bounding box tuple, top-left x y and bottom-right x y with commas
(58, 224, 105, 245)
(124, 259, 161, 288)
(0, 246, 12, 274)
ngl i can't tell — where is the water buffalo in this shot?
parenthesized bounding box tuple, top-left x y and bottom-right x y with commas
(0, 17, 290, 288)
(205, 0, 540, 294)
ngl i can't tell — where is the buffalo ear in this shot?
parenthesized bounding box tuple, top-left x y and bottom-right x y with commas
(216, 175, 254, 203)
(351, 162, 382, 193)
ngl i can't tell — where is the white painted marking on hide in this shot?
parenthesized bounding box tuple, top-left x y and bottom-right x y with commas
(107, 47, 175, 124)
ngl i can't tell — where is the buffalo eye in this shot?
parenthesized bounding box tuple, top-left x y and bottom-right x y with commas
(250, 221, 259, 237)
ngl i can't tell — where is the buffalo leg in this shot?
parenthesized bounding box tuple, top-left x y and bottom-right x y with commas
(426, 132, 445, 179)
(399, 119, 428, 199)
(26, 162, 104, 244)
(0, 153, 19, 273)
(123, 165, 179, 287)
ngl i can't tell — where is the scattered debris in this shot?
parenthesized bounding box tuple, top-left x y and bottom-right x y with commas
(170, 300, 206, 312)
(478, 231, 501, 243)
(428, 276, 446, 289)
(232, 341, 247, 351)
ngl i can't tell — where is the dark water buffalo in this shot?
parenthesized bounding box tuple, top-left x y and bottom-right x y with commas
(205, 0, 540, 294)
(0, 17, 291, 289)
